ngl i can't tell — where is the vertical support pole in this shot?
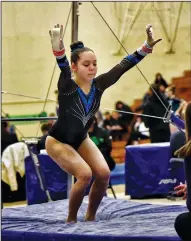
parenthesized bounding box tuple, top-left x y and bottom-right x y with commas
(71, 2, 80, 42)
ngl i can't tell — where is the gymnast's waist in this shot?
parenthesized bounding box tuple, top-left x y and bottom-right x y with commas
(48, 121, 87, 142)
(48, 129, 87, 144)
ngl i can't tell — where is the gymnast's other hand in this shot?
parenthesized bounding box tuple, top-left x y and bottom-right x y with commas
(174, 183, 187, 200)
(49, 24, 65, 57)
(146, 24, 162, 48)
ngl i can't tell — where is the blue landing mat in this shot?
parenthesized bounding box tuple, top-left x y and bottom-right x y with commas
(2, 197, 186, 241)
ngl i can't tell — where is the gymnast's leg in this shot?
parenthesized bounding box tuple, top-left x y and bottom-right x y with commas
(45, 136, 92, 223)
(77, 137, 110, 221)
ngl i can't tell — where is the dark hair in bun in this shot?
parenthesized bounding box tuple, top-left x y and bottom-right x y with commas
(70, 41, 84, 52)
(70, 41, 94, 64)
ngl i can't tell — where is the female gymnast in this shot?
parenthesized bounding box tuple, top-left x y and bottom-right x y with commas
(45, 23, 162, 223)
(174, 101, 191, 240)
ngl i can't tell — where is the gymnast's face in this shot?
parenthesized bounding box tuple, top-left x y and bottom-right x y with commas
(72, 51, 97, 82)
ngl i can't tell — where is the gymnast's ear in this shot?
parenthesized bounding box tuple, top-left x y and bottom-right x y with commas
(71, 62, 77, 73)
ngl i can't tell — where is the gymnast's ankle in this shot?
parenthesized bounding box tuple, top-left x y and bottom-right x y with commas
(66, 216, 77, 223)
(84, 214, 95, 221)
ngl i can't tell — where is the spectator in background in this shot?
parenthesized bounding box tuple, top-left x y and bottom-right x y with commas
(88, 118, 115, 171)
(37, 123, 52, 152)
(48, 112, 57, 127)
(154, 73, 168, 89)
(165, 85, 186, 133)
(109, 111, 126, 141)
(158, 83, 167, 96)
(5, 114, 16, 134)
(115, 101, 134, 127)
(165, 85, 182, 112)
(1, 119, 19, 203)
(135, 88, 152, 112)
(103, 111, 112, 130)
(176, 100, 188, 120)
(127, 116, 150, 145)
(1, 119, 18, 154)
(174, 101, 191, 241)
(143, 84, 170, 143)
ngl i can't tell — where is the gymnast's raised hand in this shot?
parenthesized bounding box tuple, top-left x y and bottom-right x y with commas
(49, 24, 65, 58)
(146, 24, 162, 48)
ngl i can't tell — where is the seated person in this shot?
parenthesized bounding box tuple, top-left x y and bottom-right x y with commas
(127, 117, 150, 145)
(88, 118, 116, 171)
(103, 111, 112, 129)
(37, 123, 52, 152)
(109, 111, 126, 141)
(174, 101, 191, 241)
(115, 101, 134, 127)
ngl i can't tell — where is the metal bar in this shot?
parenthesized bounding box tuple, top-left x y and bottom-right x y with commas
(2, 91, 57, 102)
(72, 2, 80, 42)
(2, 117, 58, 122)
(104, 108, 165, 120)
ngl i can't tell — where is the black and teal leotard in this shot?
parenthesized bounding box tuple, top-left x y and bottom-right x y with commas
(48, 51, 144, 149)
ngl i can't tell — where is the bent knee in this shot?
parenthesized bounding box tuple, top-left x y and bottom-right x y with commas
(77, 170, 92, 185)
(96, 168, 110, 182)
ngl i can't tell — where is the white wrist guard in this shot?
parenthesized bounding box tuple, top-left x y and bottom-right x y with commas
(51, 28, 65, 59)
(137, 41, 153, 56)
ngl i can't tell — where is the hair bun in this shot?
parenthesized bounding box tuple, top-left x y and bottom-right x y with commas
(70, 41, 84, 52)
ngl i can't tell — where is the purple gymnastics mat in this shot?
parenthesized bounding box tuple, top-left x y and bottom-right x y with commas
(2, 197, 186, 241)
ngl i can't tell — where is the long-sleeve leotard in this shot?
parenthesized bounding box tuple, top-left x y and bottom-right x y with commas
(48, 51, 145, 149)
(56, 52, 144, 93)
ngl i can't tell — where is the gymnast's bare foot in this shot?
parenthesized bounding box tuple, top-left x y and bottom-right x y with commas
(66, 217, 77, 223)
(84, 214, 95, 221)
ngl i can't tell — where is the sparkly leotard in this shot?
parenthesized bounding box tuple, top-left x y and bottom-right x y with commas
(48, 51, 144, 149)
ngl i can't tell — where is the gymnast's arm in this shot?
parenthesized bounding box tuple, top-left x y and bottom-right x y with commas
(95, 24, 161, 91)
(94, 52, 145, 91)
(56, 56, 72, 91)
(49, 24, 72, 91)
